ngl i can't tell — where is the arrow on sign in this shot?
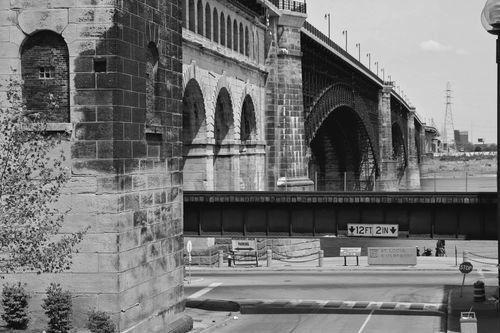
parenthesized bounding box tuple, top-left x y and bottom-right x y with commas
(349, 226, 355, 233)
(235, 247, 254, 251)
(390, 227, 397, 234)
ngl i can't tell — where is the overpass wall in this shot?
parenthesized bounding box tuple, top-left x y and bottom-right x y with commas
(182, 0, 268, 191)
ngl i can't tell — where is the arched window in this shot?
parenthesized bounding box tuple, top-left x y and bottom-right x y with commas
(240, 95, 256, 142)
(188, 0, 195, 32)
(145, 42, 159, 125)
(183, 0, 187, 28)
(21, 30, 69, 122)
(245, 26, 249, 57)
(197, 0, 203, 35)
(226, 16, 232, 49)
(213, 8, 219, 43)
(239, 23, 244, 55)
(205, 3, 211, 39)
(233, 20, 238, 51)
(220, 12, 225, 46)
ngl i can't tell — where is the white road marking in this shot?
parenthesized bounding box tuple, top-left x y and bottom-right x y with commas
(357, 309, 374, 333)
(188, 282, 222, 299)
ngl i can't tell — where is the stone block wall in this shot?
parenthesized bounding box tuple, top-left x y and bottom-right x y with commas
(0, 1, 186, 332)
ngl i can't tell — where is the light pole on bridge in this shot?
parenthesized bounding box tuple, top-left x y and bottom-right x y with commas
(342, 30, 348, 51)
(481, 0, 500, 319)
(366, 53, 371, 70)
(355, 43, 361, 62)
(381, 68, 385, 81)
(374, 61, 379, 76)
(324, 13, 331, 39)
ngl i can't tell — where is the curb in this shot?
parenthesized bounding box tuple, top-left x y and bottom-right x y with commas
(186, 298, 447, 317)
(188, 267, 462, 274)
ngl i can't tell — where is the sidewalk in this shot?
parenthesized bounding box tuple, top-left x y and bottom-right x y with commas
(187, 255, 493, 272)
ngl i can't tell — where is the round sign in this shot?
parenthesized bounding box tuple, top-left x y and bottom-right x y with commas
(186, 240, 192, 253)
(459, 261, 473, 274)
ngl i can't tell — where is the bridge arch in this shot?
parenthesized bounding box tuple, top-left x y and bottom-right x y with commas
(306, 83, 379, 191)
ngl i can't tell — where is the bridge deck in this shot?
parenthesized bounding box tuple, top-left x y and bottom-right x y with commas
(184, 192, 496, 239)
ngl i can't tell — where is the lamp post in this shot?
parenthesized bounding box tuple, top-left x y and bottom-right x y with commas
(481, 0, 500, 315)
(388, 75, 392, 85)
(342, 30, 348, 51)
(381, 68, 385, 81)
(374, 61, 379, 76)
(366, 53, 371, 70)
(356, 43, 361, 62)
(324, 13, 331, 39)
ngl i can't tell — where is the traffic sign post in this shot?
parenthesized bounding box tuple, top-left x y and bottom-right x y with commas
(459, 261, 473, 297)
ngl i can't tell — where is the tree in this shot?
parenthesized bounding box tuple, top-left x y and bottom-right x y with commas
(0, 76, 85, 275)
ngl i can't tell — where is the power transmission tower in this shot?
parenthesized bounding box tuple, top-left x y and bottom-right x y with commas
(442, 82, 455, 153)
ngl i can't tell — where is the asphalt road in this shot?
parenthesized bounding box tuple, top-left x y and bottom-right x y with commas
(185, 270, 497, 332)
(185, 270, 495, 304)
(211, 313, 443, 333)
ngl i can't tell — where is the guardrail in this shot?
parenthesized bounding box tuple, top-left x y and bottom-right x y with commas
(269, 0, 306, 13)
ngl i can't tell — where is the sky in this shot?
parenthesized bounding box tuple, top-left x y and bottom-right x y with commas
(307, 0, 497, 144)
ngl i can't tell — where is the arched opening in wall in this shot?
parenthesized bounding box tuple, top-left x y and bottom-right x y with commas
(392, 122, 407, 182)
(220, 12, 225, 46)
(213, 8, 219, 43)
(183, 0, 187, 28)
(182, 79, 207, 189)
(245, 26, 249, 57)
(197, 0, 203, 35)
(240, 95, 258, 190)
(233, 20, 238, 51)
(310, 107, 376, 191)
(214, 87, 234, 190)
(239, 23, 244, 54)
(189, 0, 195, 32)
(205, 3, 211, 39)
(414, 126, 421, 164)
(145, 42, 160, 129)
(21, 30, 70, 122)
(226, 16, 232, 49)
(240, 95, 256, 142)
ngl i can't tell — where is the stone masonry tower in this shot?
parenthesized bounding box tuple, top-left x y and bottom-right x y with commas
(264, 1, 313, 190)
(0, 1, 188, 332)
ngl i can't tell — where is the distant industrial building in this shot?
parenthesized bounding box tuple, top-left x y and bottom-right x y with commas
(454, 130, 469, 151)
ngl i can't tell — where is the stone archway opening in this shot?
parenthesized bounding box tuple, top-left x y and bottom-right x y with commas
(214, 87, 234, 190)
(182, 79, 207, 189)
(310, 106, 376, 191)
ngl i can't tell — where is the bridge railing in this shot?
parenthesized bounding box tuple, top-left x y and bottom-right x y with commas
(269, 0, 307, 13)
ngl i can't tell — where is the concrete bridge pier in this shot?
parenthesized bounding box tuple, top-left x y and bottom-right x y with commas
(266, 9, 313, 191)
(376, 85, 399, 191)
(406, 108, 421, 190)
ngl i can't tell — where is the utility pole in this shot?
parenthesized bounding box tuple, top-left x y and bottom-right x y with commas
(442, 82, 456, 152)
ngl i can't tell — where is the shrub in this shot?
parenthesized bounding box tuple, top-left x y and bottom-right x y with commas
(1, 282, 30, 329)
(87, 310, 116, 333)
(41, 283, 72, 333)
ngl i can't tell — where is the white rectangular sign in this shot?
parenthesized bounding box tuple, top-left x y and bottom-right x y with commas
(340, 247, 361, 257)
(367, 247, 417, 265)
(231, 239, 256, 252)
(347, 224, 398, 237)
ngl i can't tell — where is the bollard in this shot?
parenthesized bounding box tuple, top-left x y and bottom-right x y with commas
(318, 250, 324, 267)
(267, 249, 272, 267)
(459, 312, 477, 333)
(218, 250, 223, 268)
(473, 281, 486, 302)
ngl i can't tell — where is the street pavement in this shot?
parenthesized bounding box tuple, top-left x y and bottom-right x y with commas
(184, 255, 499, 332)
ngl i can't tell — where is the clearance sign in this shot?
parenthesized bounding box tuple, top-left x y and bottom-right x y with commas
(347, 223, 399, 238)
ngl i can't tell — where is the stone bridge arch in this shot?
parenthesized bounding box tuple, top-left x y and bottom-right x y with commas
(306, 83, 379, 191)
